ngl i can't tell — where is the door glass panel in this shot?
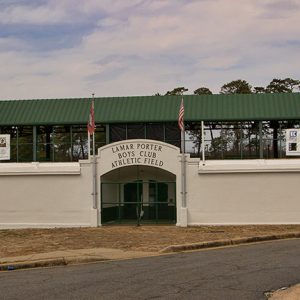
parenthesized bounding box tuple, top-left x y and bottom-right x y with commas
(101, 180, 176, 224)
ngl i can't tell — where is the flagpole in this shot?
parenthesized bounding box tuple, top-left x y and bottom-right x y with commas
(181, 124, 186, 208)
(180, 91, 186, 208)
(178, 91, 187, 211)
(178, 90, 188, 227)
(92, 93, 97, 209)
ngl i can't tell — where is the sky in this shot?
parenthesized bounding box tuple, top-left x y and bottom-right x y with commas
(0, 0, 300, 100)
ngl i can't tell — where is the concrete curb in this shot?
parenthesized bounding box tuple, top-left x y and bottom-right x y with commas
(0, 257, 109, 271)
(160, 232, 300, 253)
(0, 258, 67, 271)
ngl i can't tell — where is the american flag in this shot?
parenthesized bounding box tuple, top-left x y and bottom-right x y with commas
(178, 97, 184, 131)
(87, 100, 95, 135)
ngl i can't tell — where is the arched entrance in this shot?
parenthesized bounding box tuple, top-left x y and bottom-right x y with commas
(101, 165, 176, 224)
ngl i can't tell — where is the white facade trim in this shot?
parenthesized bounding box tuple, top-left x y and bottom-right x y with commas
(0, 223, 91, 229)
(198, 159, 300, 173)
(188, 222, 300, 226)
(0, 162, 81, 175)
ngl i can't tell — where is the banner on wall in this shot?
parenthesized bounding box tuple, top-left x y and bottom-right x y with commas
(286, 129, 300, 156)
(0, 134, 10, 160)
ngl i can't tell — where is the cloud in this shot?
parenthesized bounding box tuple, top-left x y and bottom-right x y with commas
(0, 1, 102, 52)
(260, 0, 299, 18)
(0, 1, 67, 25)
(0, 0, 300, 99)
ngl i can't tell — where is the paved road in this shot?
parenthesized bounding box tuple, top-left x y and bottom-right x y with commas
(1, 239, 300, 300)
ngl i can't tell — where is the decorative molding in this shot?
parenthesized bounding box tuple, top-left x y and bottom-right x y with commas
(199, 159, 300, 173)
(0, 162, 81, 176)
(0, 223, 90, 229)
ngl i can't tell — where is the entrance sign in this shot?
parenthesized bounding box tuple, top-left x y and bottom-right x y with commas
(98, 139, 180, 176)
(286, 129, 300, 156)
(111, 142, 164, 169)
(0, 135, 10, 160)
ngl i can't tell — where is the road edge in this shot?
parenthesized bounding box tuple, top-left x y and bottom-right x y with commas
(160, 232, 300, 253)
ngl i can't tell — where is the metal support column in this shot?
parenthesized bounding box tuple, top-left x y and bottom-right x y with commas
(259, 121, 263, 159)
(105, 124, 110, 145)
(33, 126, 37, 162)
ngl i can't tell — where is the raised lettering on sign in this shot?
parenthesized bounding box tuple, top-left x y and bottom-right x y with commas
(110, 142, 165, 169)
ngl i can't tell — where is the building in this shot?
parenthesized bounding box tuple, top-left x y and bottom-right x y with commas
(1, 93, 300, 228)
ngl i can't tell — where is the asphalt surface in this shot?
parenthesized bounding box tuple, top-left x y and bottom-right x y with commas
(0, 239, 300, 300)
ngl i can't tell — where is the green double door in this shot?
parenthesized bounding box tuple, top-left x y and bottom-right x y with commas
(101, 180, 176, 224)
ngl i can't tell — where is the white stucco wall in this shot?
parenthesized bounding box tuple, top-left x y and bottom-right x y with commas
(0, 162, 94, 229)
(2, 147, 300, 229)
(186, 159, 300, 225)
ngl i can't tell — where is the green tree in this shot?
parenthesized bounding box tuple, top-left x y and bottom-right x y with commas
(220, 79, 252, 94)
(266, 78, 300, 93)
(165, 87, 188, 95)
(253, 86, 266, 94)
(219, 80, 253, 157)
(194, 87, 213, 95)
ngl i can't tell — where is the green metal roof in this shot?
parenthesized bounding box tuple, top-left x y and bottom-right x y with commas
(0, 93, 300, 126)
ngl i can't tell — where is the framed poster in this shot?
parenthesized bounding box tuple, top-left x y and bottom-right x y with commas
(0, 134, 10, 160)
(286, 129, 300, 156)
